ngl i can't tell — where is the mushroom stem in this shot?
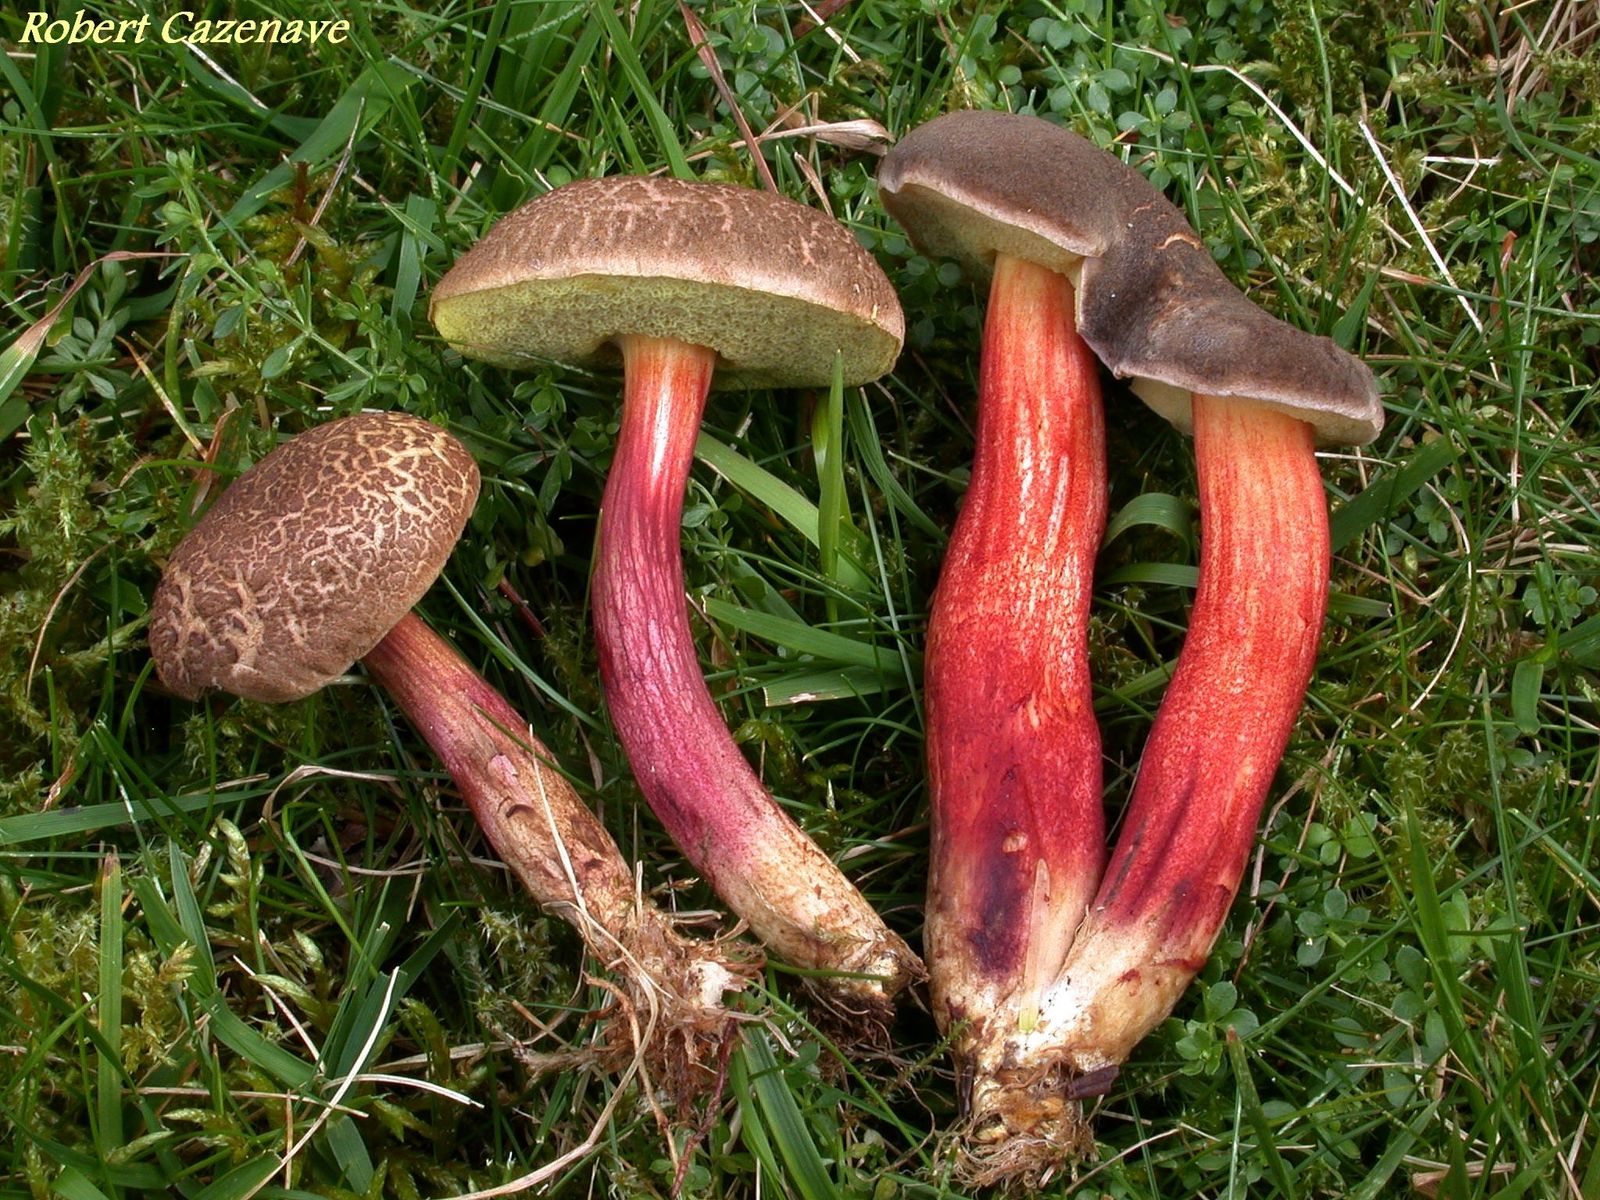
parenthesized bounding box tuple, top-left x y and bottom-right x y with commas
(924, 254, 1108, 1114)
(362, 611, 748, 1083)
(591, 333, 919, 1013)
(1039, 397, 1326, 1068)
(982, 397, 1327, 1157)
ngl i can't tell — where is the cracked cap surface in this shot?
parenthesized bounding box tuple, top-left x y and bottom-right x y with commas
(878, 110, 1383, 446)
(431, 176, 905, 390)
(149, 412, 480, 703)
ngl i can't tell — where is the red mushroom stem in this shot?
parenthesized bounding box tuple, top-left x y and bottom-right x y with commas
(590, 334, 917, 1010)
(1029, 395, 1328, 1090)
(924, 254, 1108, 1107)
(361, 611, 747, 1089)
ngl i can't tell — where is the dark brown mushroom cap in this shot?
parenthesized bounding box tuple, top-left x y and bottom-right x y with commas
(878, 111, 1383, 446)
(430, 176, 904, 390)
(149, 413, 480, 703)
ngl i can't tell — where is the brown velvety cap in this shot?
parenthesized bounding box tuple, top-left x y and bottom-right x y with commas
(430, 176, 905, 390)
(878, 111, 1383, 446)
(149, 412, 480, 703)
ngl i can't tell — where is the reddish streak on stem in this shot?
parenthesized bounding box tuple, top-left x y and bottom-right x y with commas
(1093, 396, 1327, 948)
(590, 335, 915, 986)
(925, 254, 1108, 1039)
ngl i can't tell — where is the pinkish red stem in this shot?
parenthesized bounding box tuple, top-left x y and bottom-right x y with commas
(1024, 395, 1328, 1097)
(1088, 397, 1327, 953)
(923, 252, 1108, 1134)
(957, 395, 1329, 1183)
(590, 334, 918, 1011)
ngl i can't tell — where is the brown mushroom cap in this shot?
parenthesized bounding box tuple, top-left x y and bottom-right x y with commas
(430, 176, 905, 390)
(149, 412, 480, 703)
(878, 111, 1383, 446)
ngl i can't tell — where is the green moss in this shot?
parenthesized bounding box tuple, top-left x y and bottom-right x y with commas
(0, 418, 143, 786)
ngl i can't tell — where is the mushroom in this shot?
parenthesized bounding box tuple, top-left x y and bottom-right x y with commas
(149, 411, 746, 1091)
(876, 117, 1110, 1146)
(880, 111, 1382, 1176)
(430, 177, 920, 1017)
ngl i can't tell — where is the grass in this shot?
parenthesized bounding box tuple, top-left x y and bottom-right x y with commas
(1, 0, 1597, 1196)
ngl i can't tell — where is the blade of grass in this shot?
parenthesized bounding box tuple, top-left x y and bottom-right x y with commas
(702, 596, 916, 672)
(1396, 801, 1480, 1106)
(132, 867, 316, 1090)
(0, 789, 225, 845)
(813, 353, 849, 622)
(1224, 1029, 1297, 1198)
(1104, 491, 1194, 546)
(1100, 562, 1391, 618)
(1328, 435, 1457, 552)
(846, 392, 944, 540)
(438, 0, 515, 183)
(1483, 699, 1553, 1125)
(695, 432, 873, 589)
(510, 19, 603, 171)
(587, 0, 692, 180)
(192, 1158, 281, 1200)
(95, 853, 124, 1163)
(761, 666, 892, 706)
(50, 1167, 113, 1200)
(1346, 1100, 1440, 1200)
(739, 1028, 839, 1200)
(222, 61, 417, 228)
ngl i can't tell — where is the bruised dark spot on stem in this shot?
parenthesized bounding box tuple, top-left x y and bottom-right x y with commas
(1097, 764, 1200, 917)
(963, 768, 1041, 976)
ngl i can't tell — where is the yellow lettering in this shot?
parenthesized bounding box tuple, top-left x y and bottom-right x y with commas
(327, 20, 350, 43)
(68, 11, 104, 42)
(160, 12, 192, 41)
(19, 12, 52, 43)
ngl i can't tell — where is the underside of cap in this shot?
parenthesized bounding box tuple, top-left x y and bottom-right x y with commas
(877, 109, 1128, 282)
(879, 111, 1384, 446)
(431, 177, 904, 390)
(149, 412, 480, 703)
